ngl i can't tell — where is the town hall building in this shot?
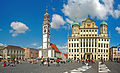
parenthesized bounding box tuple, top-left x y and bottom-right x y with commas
(67, 17, 110, 61)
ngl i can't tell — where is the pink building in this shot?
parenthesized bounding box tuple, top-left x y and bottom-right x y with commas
(25, 48, 39, 59)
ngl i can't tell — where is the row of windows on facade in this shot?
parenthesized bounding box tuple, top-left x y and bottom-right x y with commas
(69, 42, 97, 47)
(98, 43, 109, 48)
(69, 43, 109, 48)
(69, 54, 108, 57)
(69, 48, 108, 53)
(69, 48, 96, 53)
(69, 38, 109, 42)
(74, 29, 97, 32)
(69, 54, 97, 59)
(7, 50, 24, 54)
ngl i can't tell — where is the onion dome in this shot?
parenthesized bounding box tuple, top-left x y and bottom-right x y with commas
(100, 21, 107, 26)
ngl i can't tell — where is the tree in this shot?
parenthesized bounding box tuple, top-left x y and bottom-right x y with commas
(10, 54, 16, 60)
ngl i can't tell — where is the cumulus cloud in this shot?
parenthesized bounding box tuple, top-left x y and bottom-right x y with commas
(51, 14, 66, 29)
(62, 0, 120, 22)
(115, 27, 120, 34)
(31, 43, 38, 46)
(0, 43, 4, 46)
(10, 21, 29, 37)
(66, 18, 73, 25)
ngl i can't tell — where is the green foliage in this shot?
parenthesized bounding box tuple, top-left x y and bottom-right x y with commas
(10, 54, 16, 60)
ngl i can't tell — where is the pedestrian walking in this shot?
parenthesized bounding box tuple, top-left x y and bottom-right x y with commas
(40, 56, 44, 66)
(47, 57, 50, 67)
(56, 58, 59, 66)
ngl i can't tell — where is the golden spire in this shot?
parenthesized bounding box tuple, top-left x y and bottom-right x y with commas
(46, 9, 48, 13)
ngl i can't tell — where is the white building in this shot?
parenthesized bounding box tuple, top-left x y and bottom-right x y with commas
(39, 9, 55, 58)
(68, 17, 110, 61)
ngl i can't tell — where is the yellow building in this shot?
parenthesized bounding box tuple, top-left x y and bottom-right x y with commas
(67, 17, 110, 61)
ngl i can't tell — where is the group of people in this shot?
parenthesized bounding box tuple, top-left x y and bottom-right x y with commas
(40, 56, 60, 67)
(1, 59, 22, 67)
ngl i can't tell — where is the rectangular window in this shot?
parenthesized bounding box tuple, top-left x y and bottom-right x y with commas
(106, 44, 108, 48)
(106, 50, 108, 53)
(77, 49, 79, 52)
(95, 30, 97, 32)
(69, 49, 71, 52)
(84, 48, 85, 52)
(77, 43, 79, 47)
(69, 44, 70, 47)
(98, 49, 100, 52)
(81, 48, 82, 53)
(89, 30, 91, 32)
(72, 49, 73, 52)
(74, 49, 76, 52)
(87, 48, 88, 52)
(84, 42, 85, 47)
(101, 43, 103, 47)
(92, 30, 94, 32)
(74, 43, 76, 47)
(99, 43, 100, 47)
(92, 49, 93, 52)
(89, 48, 91, 52)
(72, 43, 73, 47)
(81, 42, 82, 47)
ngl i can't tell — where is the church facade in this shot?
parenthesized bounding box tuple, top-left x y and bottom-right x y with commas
(67, 17, 110, 61)
(39, 10, 55, 58)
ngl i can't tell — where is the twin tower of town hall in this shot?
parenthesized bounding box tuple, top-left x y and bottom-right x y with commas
(39, 10, 110, 61)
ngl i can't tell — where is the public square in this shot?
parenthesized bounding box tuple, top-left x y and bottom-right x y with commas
(0, 61, 120, 73)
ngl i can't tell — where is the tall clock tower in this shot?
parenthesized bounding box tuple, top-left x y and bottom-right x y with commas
(39, 9, 54, 58)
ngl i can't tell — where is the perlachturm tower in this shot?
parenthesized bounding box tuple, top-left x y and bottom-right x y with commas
(39, 10, 55, 58)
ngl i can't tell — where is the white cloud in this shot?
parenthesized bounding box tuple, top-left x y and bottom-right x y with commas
(57, 45, 67, 49)
(115, 27, 120, 34)
(10, 21, 29, 37)
(51, 14, 66, 29)
(31, 43, 38, 46)
(0, 43, 4, 46)
(66, 18, 73, 25)
(57, 45, 67, 53)
(38, 46, 42, 49)
(62, 0, 120, 22)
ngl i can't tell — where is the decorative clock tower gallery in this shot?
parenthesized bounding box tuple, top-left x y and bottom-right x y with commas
(39, 9, 55, 58)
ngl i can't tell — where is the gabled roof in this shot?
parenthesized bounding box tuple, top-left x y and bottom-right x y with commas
(50, 43, 60, 53)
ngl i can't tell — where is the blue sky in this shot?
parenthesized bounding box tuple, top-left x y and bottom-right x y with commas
(0, 0, 120, 53)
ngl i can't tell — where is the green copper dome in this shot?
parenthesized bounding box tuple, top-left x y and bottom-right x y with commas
(72, 21, 79, 26)
(100, 21, 107, 26)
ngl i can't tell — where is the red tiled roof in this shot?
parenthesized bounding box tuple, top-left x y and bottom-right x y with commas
(50, 43, 60, 53)
(6, 45, 23, 49)
(63, 53, 68, 58)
